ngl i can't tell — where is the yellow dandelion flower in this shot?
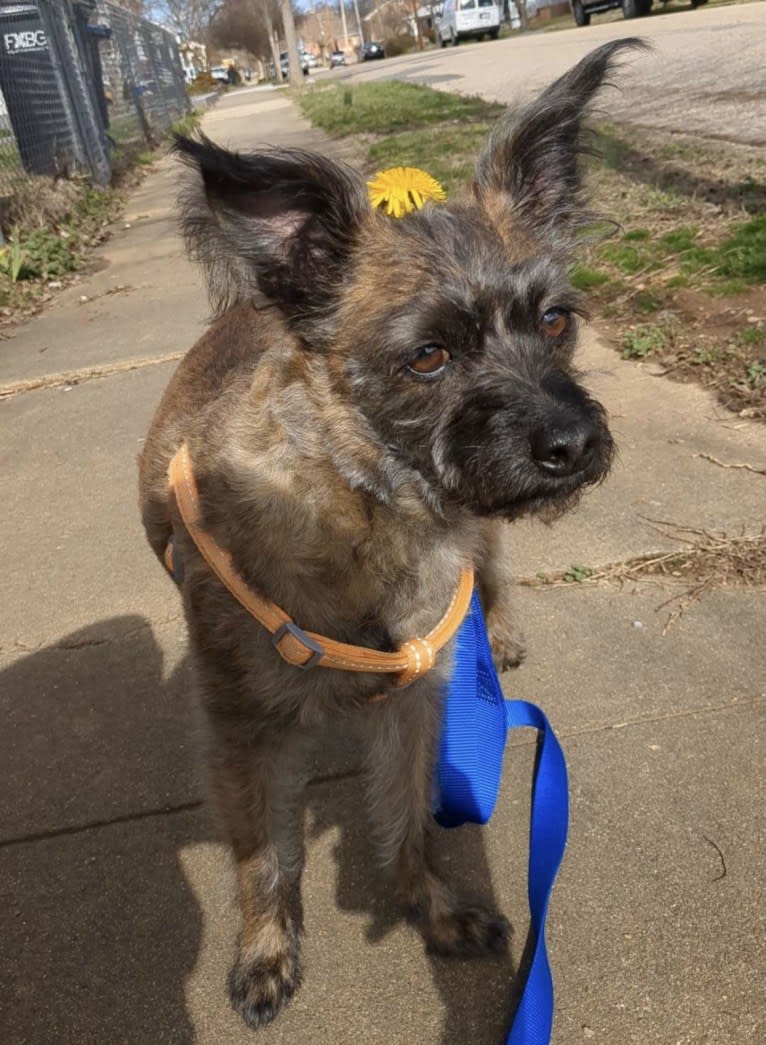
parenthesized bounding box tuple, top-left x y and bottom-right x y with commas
(367, 167, 446, 218)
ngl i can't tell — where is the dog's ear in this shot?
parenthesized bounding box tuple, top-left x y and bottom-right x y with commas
(473, 38, 648, 247)
(175, 135, 370, 330)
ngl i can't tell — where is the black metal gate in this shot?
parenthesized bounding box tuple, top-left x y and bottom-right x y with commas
(0, 0, 190, 199)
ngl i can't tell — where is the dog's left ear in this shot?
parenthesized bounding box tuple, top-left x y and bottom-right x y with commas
(175, 135, 371, 331)
(473, 38, 648, 247)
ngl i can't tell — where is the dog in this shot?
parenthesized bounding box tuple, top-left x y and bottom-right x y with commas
(138, 39, 641, 1030)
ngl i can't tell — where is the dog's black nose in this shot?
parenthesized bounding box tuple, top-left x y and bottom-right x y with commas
(530, 420, 598, 478)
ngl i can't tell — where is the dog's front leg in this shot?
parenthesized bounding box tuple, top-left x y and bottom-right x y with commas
(477, 520, 526, 671)
(363, 685, 510, 957)
(207, 719, 305, 1029)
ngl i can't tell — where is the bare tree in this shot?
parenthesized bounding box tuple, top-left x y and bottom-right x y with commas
(144, 1, 223, 39)
(209, 0, 282, 79)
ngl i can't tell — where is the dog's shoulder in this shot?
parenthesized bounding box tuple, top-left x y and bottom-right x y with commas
(138, 301, 290, 552)
(176, 302, 277, 409)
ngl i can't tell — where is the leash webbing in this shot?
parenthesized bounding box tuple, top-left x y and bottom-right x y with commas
(435, 594, 569, 1044)
(504, 701, 569, 1045)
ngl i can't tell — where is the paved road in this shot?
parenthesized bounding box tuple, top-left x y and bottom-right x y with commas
(341, 2, 766, 144)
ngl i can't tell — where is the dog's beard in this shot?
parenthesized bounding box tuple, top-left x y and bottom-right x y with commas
(450, 465, 602, 522)
(482, 476, 593, 523)
(429, 414, 613, 522)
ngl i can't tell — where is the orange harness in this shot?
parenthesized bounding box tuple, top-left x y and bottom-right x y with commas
(165, 443, 474, 689)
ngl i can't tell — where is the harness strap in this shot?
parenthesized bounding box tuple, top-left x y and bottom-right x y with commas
(166, 442, 474, 687)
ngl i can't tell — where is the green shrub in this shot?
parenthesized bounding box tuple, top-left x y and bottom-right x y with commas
(383, 34, 418, 58)
(622, 324, 667, 359)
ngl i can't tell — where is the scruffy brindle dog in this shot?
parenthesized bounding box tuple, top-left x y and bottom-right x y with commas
(139, 40, 640, 1030)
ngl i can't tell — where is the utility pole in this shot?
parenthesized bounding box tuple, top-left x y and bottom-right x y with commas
(351, 0, 364, 48)
(257, 1, 284, 83)
(280, 0, 303, 87)
(310, 0, 327, 56)
(339, 1, 349, 48)
(410, 0, 423, 50)
(272, 27, 284, 82)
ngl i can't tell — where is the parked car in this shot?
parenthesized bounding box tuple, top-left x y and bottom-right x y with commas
(437, 0, 501, 46)
(360, 41, 385, 61)
(271, 51, 310, 78)
(302, 51, 319, 68)
(329, 50, 346, 68)
(209, 65, 230, 84)
(570, 0, 707, 26)
(284, 51, 310, 75)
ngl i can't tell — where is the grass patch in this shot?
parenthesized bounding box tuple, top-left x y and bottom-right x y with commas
(0, 183, 115, 284)
(169, 110, 202, 138)
(0, 104, 198, 322)
(570, 264, 610, 291)
(579, 120, 766, 417)
(0, 178, 123, 320)
(715, 215, 766, 283)
(707, 279, 749, 297)
(298, 82, 503, 137)
(298, 81, 505, 199)
(659, 225, 699, 253)
(740, 326, 765, 346)
(598, 242, 654, 275)
(592, 125, 630, 171)
(0, 144, 22, 171)
(368, 122, 495, 195)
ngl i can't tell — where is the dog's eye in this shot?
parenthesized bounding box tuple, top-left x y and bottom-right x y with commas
(540, 309, 570, 339)
(406, 345, 450, 377)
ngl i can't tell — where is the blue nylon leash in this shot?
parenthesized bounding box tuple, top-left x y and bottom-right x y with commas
(434, 593, 569, 1045)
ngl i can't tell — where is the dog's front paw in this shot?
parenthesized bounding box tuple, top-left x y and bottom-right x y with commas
(228, 937, 302, 1029)
(421, 903, 511, 958)
(488, 618, 526, 672)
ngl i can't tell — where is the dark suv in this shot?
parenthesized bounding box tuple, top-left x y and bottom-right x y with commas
(570, 0, 707, 26)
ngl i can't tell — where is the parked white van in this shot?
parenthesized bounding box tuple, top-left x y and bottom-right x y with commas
(437, 0, 501, 46)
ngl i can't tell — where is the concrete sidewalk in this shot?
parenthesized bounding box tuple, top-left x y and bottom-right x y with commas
(1, 87, 764, 1045)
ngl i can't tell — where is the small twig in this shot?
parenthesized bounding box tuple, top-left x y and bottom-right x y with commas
(641, 364, 674, 377)
(695, 453, 766, 477)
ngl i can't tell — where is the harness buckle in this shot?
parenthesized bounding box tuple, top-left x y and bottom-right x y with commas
(272, 621, 325, 670)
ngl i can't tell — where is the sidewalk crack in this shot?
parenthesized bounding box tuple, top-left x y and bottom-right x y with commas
(0, 352, 184, 401)
(0, 800, 205, 849)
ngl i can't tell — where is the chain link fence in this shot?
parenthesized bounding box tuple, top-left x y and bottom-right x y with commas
(0, 0, 189, 227)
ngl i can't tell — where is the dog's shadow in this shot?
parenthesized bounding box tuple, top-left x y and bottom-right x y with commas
(0, 616, 525, 1044)
(0, 616, 206, 1045)
(309, 773, 522, 1045)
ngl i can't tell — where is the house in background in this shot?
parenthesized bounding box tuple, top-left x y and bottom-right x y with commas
(178, 40, 207, 84)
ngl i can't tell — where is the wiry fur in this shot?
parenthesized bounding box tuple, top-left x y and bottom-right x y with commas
(474, 37, 649, 249)
(139, 40, 643, 1031)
